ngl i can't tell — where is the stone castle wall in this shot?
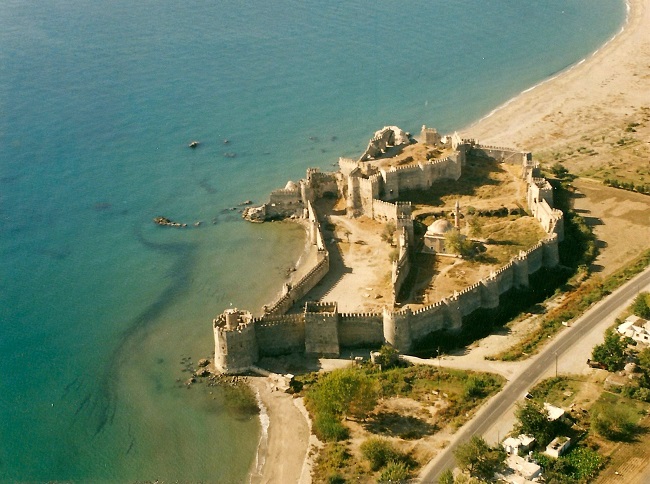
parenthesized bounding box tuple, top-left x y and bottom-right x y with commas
(213, 230, 561, 372)
(380, 155, 462, 201)
(215, 129, 567, 373)
(264, 200, 330, 315)
(338, 312, 384, 347)
(254, 314, 305, 357)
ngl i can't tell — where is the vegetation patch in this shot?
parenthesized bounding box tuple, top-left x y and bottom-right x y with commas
(297, 359, 504, 483)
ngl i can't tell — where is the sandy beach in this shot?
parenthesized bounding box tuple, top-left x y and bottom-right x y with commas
(466, 0, 648, 153)
(251, 1, 650, 482)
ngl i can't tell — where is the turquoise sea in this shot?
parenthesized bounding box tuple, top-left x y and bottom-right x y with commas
(0, 1, 626, 481)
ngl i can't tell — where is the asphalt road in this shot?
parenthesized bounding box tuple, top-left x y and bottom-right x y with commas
(419, 266, 650, 483)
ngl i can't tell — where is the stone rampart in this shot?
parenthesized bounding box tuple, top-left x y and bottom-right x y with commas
(255, 315, 305, 356)
(380, 156, 461, 201)
(264, 252, 329, 315)
(215, 130, 568, 372)
(409, 302, 446, 342)
(455, 282, 484, 317)
(493, 261, 516, 293)
(338, 313, 384, 347)
(267, 188, 302, 219)
(472, 144, 529, 165)
(372, 199, 399, 221)
(392, 230, 410, 299)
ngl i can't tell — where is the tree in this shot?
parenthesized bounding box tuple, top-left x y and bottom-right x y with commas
(468, 216, 483, 238)
(454, 435, 506, 481)
(361, 437, 405, 471)
(550, 162, 569, 179)
(631, 292, 650, 319)
(381, 221, 396, 244)
(308, 368, 378, 420)
(515, 400, 555, 447)
(638, 347, 650, 372)
(374, 344, 400, 369)
(445, 228, 474, 257)
(591, 328, 627, 371)
(591, 406, 638, 441)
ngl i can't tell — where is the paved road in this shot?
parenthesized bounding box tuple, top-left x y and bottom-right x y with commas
(419, 266, 650, 483)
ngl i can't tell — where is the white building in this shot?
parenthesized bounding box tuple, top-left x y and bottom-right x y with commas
(545, 436, 571, 458)
(544, 402, 566, 422)
(617, 315, 650, 345)
(502, 434, 536, 455)
(502, 454, 542, 483)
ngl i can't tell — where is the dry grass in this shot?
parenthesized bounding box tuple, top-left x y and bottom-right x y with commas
(535, 106, 650, 188)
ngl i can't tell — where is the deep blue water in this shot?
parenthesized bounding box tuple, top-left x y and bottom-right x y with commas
(0, 0, 626, 481)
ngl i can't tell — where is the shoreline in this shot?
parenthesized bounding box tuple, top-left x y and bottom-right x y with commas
(464, 0, 631, 136)
(247, 375, 312, 484)
(248, 0, 649, 481)
(465, 0, 648, 150)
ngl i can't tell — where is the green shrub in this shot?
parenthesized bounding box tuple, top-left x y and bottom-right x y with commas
(327, 474, 346, 484)
(360, 438, 403, 471)
(378, 460, 410, 482)
(314, 413, 349, 442)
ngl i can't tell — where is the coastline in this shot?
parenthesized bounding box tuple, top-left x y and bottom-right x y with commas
(465, 0, 647, 152)
(248, 1, 649, 482)
(247, 375, 311, 484)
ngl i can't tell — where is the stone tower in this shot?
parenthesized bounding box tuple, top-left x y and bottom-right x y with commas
(213, 308, 258, 374)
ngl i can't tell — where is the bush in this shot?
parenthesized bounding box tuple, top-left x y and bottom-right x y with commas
(378, 460, 410, 482)
(314, 413, 349, 442)
(591, 407, 637, 441)
(632, 292, 650, 319)
(327, 474, 346, 484)
(360, 438, 404, 471)
(463, 375, 488, 399)
(374, 345, 400, 369)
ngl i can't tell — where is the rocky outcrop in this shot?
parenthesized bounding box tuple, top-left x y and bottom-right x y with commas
(242, 205, 266, 222)
(153, 216, 187, 227)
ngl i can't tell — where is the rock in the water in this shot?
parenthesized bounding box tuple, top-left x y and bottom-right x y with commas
(197, 358, 210, 367)
(154, 216, 185, 227)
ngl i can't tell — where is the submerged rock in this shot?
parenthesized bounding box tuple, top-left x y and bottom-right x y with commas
(153, 216, 186, 228)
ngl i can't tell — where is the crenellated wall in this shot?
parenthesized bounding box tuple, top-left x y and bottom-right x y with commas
(470, 144, 530, 165)
(304, 302, 340, 357)
(267, 188, 302, 219)
(215, 129, 568, 373)
(264, 252, 329, 315)
(380, 156, 462, 201)
(338, 313, 384, 347)
(254, 314, 305, 357)
(391, 229, 410, 299)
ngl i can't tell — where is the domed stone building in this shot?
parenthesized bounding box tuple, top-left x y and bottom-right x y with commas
(423, 218, 454, 253)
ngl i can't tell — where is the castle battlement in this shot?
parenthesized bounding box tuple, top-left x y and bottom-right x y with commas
(340, 312, 383, 319)
(270, 189, 300, 197)
(215, 127, 565, 373)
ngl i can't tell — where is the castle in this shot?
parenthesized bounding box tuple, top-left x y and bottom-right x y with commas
(214, 126, 564, 374)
